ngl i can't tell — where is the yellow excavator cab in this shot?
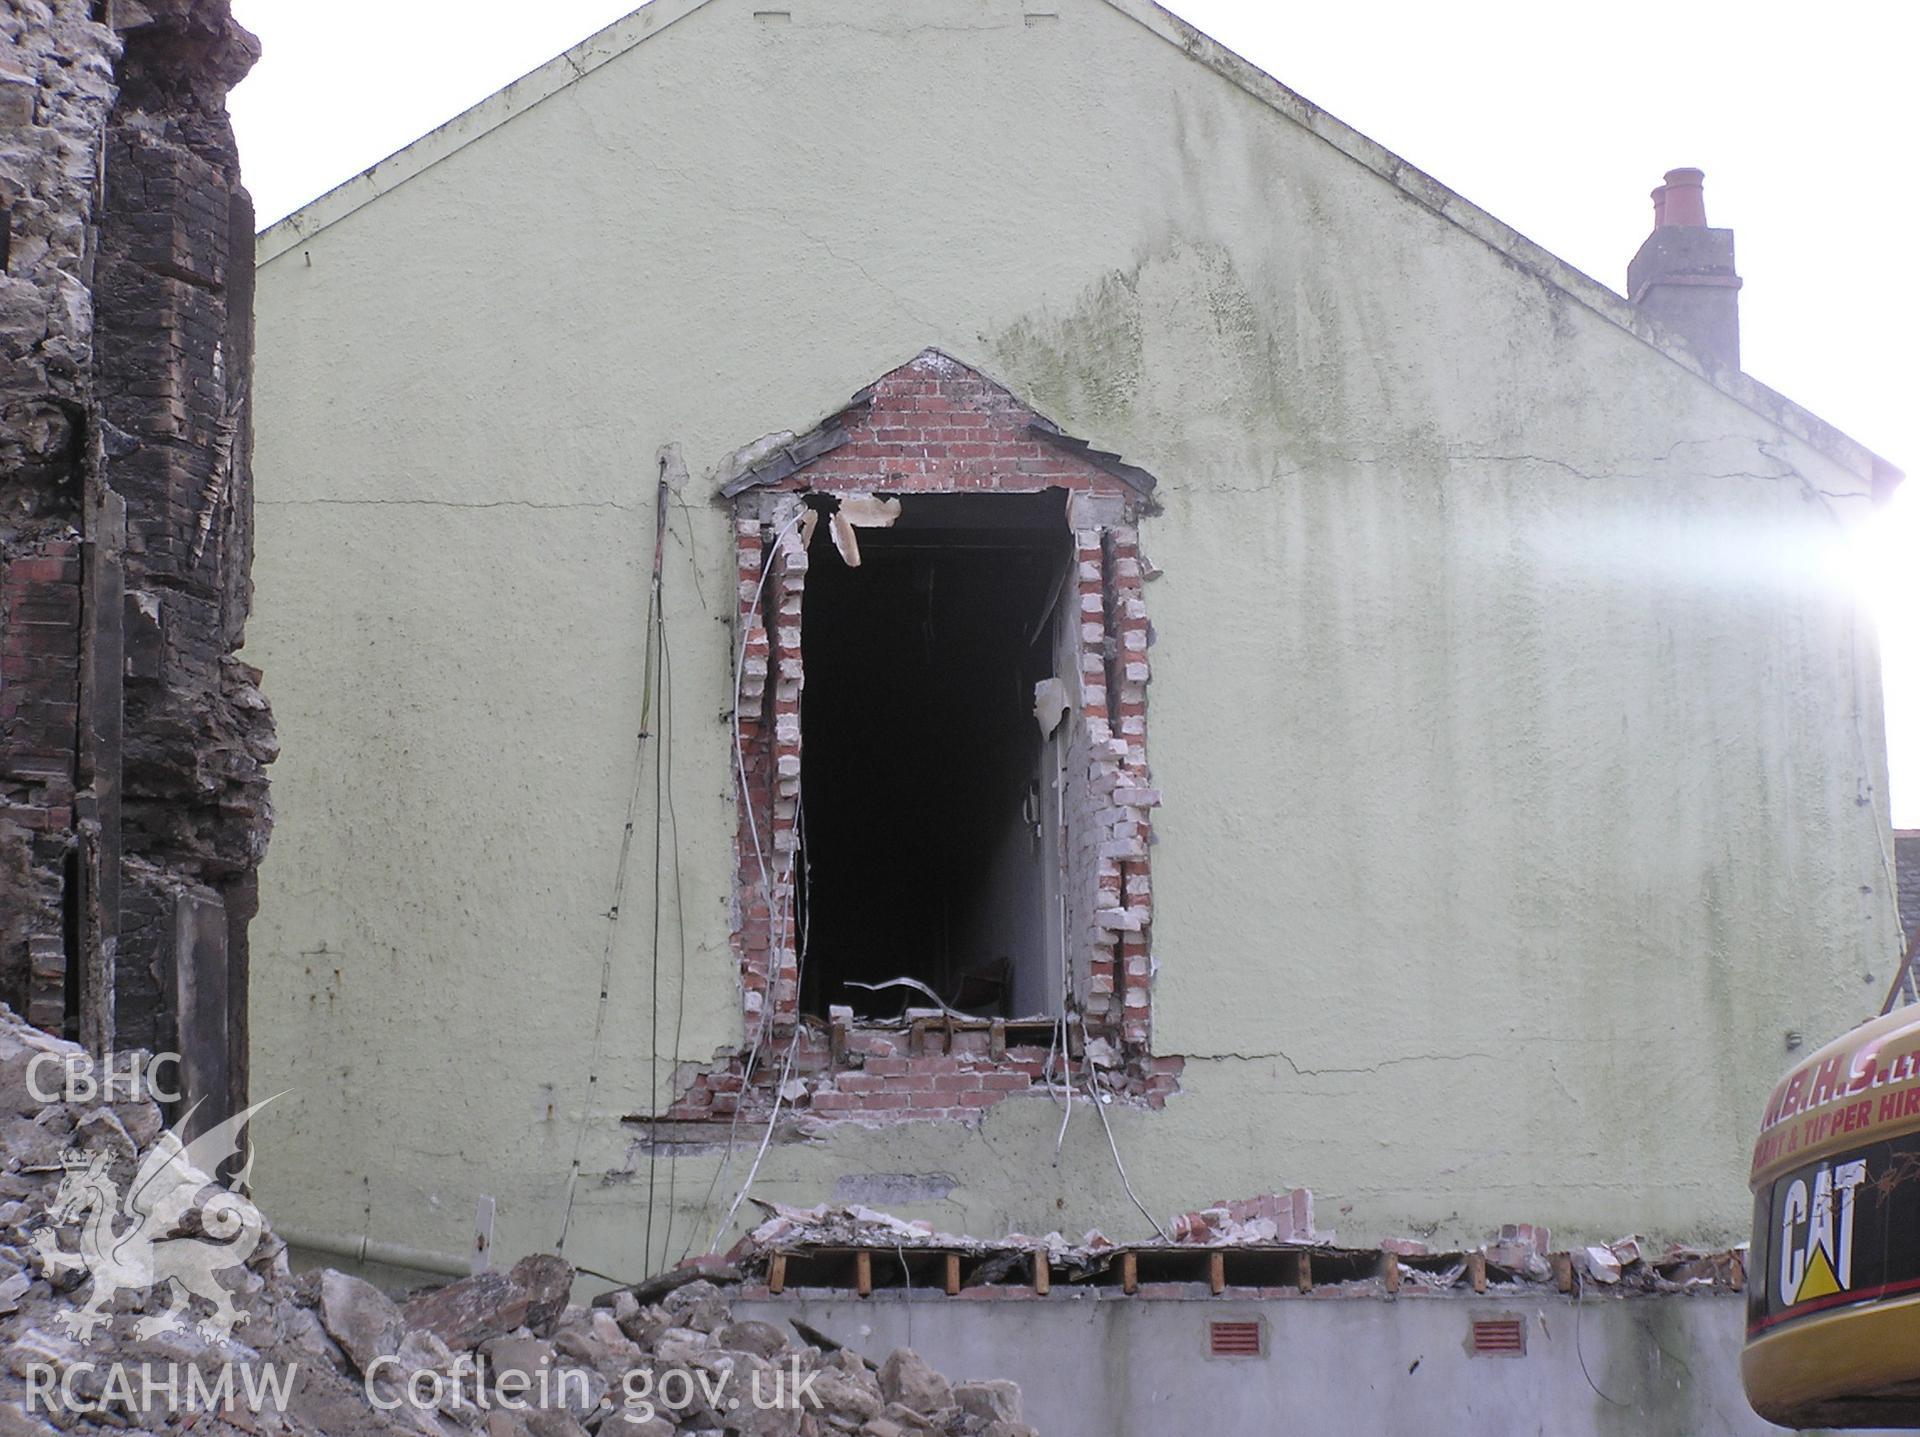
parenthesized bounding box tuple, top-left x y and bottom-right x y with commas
(1745, 1005, 1920, 1427)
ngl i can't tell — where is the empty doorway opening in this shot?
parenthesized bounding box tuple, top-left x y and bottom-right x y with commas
(797, 492, 1072, 1022)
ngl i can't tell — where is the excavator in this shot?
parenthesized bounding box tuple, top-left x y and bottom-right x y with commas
(1745, 927, 1920, 1427)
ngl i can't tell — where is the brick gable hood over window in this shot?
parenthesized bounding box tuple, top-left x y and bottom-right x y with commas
(666, 350, 1176, 1129)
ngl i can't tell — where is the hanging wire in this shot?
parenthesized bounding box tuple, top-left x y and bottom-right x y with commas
(643, 582, 668, 1270)
(652, 617, 690, 1275)
(557, 473, 670, 1254)
(1573, 1271, 1629, 1407)
(1078, 1011, 1169, 1242)
(683, 787, 802, 1260)
(682, 508, 808, 1259)
(708, 791, 814, 1253)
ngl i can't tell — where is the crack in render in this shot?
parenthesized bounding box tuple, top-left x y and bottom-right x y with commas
(1187, 1049, 1499, 1077)
(783, 222, 941, 332)
(257, 497, 640, 511)
(1249, 435, 1866, 496)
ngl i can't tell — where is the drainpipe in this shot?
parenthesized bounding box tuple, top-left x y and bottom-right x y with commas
(277, 1226, 471, 1278)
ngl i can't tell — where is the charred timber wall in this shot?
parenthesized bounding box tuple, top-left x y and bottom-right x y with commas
(0, 0, 271, 1120)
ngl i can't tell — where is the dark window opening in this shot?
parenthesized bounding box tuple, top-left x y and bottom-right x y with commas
(798, 492, 1073, 1023)
(61, 849, 82, 1040)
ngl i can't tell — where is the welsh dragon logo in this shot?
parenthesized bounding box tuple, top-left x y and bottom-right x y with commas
(31, 1098, 277, 1342)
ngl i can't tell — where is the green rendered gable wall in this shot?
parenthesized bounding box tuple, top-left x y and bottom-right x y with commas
(246, 0, 1899, 1278)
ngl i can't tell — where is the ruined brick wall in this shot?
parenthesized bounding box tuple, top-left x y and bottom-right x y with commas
(0, 0, 120, 1034)
(0, 0, 270, 1116)
(98, 0, 271, 1091)
(660, 350, 1177, 1131)
(1899, 831, 1920, 938)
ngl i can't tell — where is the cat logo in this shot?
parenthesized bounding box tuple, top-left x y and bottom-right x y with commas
(1778, 1159, 1868, 1306)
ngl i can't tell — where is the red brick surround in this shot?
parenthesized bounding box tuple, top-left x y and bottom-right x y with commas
(668, 350, 1174, 1127)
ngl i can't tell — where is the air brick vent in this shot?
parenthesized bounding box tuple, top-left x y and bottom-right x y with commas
(1470, 1317, 1526, 1356)
(1209, 1320, 1262, 1357)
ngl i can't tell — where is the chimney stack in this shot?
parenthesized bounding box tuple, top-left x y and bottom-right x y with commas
(1628, 167, 1741, 371)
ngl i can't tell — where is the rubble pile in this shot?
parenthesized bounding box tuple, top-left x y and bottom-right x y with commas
(1164, 1190, 1320, 1245)
(1568, 1235, 1747, 1293)
(734, 1201, 1745, 1300)
(739, 1205, 969, 1256)
(737, 1202, 1107, 1285)
(738, 1195, 1334, 1279)
(0, 1010, 1038, 1437)
(739, 1187, 1322, 1257)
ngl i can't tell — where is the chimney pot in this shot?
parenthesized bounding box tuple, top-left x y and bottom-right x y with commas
(1650, 184, 1668, 229)
(1662, 167, 1708, 227)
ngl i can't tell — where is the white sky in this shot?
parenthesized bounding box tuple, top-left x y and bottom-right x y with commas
(227, 0, 1919, 825)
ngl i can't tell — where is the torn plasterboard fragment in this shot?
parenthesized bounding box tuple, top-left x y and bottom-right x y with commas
(829, 510, 861, 566)
(839, 493, 902, 528)
(823, 493, 901, 567)
(1033, 676, 1070, 736)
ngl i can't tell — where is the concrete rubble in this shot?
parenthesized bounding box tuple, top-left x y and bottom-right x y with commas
(0, 1007, 1038, 1437)
(1164, 1190, 1321, 1246)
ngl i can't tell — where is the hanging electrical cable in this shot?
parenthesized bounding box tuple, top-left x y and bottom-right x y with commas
(1078, 1010, 1169, 1242)
(652, 616, 690, 1275)
(682, 505, 809, 1260)
(557, 470, 672, 1255)
(643, 562, 668, 1272)
(684, 776, 802, 1259)
(706, 514, 824, 1252)
(708, 790, 813, 1253)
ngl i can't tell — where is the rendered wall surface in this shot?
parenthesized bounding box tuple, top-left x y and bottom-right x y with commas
(731, 1291, 1890, 1437)
(246, 0, 1900, 1278)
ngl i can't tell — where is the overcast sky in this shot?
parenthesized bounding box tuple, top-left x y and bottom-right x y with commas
(227, 0, 1919, 825)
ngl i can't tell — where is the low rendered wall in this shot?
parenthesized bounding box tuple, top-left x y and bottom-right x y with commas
(734, 1288, 1879, 1437)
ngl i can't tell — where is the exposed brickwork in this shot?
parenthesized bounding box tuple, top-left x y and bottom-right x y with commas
(0, 539, 81, 1030)
(0, 0, 270, 1119)
(0, 0, 119, 1035)
(689, 350, 1170, 1127)
(97, 1, 273, 1074)
(1898, 831, 1920, 938)
(666, 1023, 1184, 1126)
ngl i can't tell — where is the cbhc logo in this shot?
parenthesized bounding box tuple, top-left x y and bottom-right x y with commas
(25, 1051, 183, 1106)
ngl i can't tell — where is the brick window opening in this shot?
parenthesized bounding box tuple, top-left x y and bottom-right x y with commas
(666, 350, 1180, 1127)
(799, 491, 1072, 1020)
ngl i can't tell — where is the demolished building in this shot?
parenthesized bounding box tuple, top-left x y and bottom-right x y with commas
(0, 1003, 1033, 1437)
(127, 0, 1917, 1429)
(0, 0, 274, 1129)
